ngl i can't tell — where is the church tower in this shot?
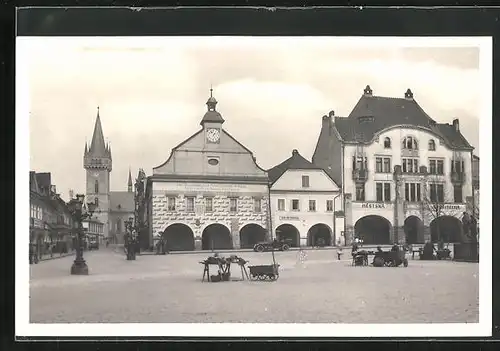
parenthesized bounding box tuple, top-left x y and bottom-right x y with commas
(84, 107, 112, 239)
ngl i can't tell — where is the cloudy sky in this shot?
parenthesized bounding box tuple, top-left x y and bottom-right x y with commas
(21, 37, 483, 200)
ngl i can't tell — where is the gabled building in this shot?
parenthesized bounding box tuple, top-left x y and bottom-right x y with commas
(268, 149, 343, 247)
(83, 108, 134, 244)
(313, 85, 474, 245)
(145, 90, 269, 251)
(29, 171, 74, 256)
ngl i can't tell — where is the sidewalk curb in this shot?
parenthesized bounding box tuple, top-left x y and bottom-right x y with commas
(36, 252, 75, 262)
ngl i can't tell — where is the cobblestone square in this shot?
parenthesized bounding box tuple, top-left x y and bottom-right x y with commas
(29, 249, 479, 323)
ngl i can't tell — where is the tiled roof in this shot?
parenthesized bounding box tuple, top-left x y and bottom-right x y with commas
(200, 110, 225, 125)
(268, 149, 323, 184)
(333, 91, 472, 149)
(109, 191, 134, 213)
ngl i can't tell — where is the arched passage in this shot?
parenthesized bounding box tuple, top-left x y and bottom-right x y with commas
(354, 215, 392, 245)
(239, 224, 267, 249)
(163, 223, 195, 251)
(430, 216, 463, 243)
(202, 224, 233, 250)
(404, 216, 424, 244)
(307, 223, 332, 247)
(275, 224, 300, 247)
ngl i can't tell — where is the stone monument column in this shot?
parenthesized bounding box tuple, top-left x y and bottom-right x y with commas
(344, 193, 353, 245)
(393, 165, 405, 244)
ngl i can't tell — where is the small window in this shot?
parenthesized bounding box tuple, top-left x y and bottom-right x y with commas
(403, 136, 418, 150)
(94, 180, 99, 193)
(277, 199, 285, 211)
(326, 200, 333, 212)
(94, 197, 99, 208)
(383, 158, 391, 173)
(186, 197, 195, 212)
(384, 183, 391, 202)
(291, 199, 300, 211)
(208, 158, 219, 166)
(355, 184, 365, 201)
(253, 198, 261, 212)
(167, 197, 176, 211)
(428, 139, 436, 151)
(308, 200, 316, 212)
(454, 185, 463, 203)
(384, 137, 391, 148)
(302, 175, 310, 188)
(375, 157, 383, 173)
(230, 198, 238, 212)
(205, 198, 213, 212)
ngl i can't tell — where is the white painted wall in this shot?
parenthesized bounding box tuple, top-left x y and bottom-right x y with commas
(343, 126, 473, 204)
(270, 168, 343, 246)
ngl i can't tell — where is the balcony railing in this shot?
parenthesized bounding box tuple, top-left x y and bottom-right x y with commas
(352, 168, 368, 182)
(450, 171, 465, 184)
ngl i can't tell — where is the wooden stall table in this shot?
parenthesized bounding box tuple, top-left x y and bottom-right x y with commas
(200, 255, 249, 282)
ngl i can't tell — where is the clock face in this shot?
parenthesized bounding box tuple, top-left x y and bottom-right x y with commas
(206, 128, 221, 143)
(92, 172, 99, 177)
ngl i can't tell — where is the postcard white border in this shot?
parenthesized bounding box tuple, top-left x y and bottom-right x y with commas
(16, 36, 492, 338)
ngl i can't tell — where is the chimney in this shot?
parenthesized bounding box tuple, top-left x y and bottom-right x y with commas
(404, 88, 413, 100)
(69, 189, 74, 199)
(452, 118, 460, 131)
(292, 149, 298, 156)
(322, 115, 330, 127)
(363, 85, 373, 96)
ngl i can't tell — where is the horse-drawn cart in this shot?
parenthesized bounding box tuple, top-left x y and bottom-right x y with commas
(248, 264, 280, 281)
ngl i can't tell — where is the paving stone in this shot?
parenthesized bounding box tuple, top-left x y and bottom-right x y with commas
(29, 250, 479, 323)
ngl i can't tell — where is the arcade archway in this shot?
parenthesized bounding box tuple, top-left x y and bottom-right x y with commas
(404, 216, 424, 244)
(239, 224, 267, 249)
(202, 224, 233, 250)
(430, 216, 462, 243)
(163, 223, 195, 251)
(275, 224, 300, 247)
(307, 223, 332, 247)
(354, 215, 392, 245)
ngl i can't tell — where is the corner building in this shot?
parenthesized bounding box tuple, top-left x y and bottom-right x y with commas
(313, 85, 474, 245)
(268, 149, 343, 248)
(145, 91, 269, 251)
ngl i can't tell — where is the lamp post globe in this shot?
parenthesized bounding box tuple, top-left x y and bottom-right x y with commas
(70, 194, 96, 275)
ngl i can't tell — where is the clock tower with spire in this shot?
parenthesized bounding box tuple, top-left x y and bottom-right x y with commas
(84, 107, 112, 239)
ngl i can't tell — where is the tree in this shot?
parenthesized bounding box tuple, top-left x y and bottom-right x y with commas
(420, 173, 463, 243)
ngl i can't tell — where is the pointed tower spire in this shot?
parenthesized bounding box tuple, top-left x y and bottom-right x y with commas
(89, 106, 107, 156)
(84, 141, 88, 154)
(128, 167, 133, 192)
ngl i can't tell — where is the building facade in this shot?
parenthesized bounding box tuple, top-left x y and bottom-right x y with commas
(269, 149, 343, 247)
(29, 171, 74, 257)
(313, 85, 474, 245)
(145, 91, 269, 251)
(83, 108, 134, 244)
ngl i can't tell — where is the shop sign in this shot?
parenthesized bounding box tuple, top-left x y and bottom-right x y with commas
(279, 216, 300, 221)
(361, 203, 385, 209)
(443, 204, 464, 211)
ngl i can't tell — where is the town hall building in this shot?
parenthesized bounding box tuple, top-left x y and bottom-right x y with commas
(145, 90, 270, 251)
(313, 85, 475, 246)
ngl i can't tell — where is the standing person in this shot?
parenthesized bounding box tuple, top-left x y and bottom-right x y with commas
(336, 246, 343, 260)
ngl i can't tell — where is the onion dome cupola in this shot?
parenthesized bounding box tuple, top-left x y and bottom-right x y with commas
(200, 87, 225, 126)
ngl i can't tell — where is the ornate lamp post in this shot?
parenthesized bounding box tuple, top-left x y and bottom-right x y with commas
(68, 194, 96, 275)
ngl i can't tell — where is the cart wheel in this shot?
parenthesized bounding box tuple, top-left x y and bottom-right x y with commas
(255, 245, 265, 253)
(282, 244, 290, 251)
(403, 259, 409, 267)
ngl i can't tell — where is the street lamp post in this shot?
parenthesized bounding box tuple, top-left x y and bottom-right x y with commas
(68, 194, 96, 275)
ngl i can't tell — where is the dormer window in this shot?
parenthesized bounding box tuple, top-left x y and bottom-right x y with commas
(428, 139, 436, 151)
(383, 137, 391, 149)
(402, 136, 418, 150)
